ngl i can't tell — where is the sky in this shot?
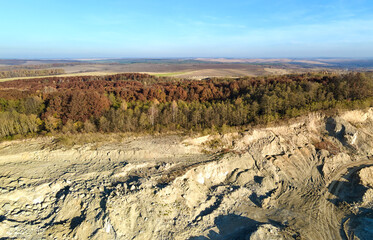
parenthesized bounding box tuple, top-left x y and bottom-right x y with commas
(0, 0, 373, 58)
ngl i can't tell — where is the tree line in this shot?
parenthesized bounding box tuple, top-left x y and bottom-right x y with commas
(0, 62, 82, 70)
(0, 72, 372, 138)
(0, 69, 65, 79)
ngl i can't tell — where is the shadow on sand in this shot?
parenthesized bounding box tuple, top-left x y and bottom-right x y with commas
(188, 214, 266, 240)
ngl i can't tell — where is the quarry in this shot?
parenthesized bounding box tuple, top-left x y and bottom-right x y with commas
(1, 109, 373, 239)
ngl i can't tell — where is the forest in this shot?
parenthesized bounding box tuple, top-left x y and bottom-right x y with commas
(0, 72, 372, 139)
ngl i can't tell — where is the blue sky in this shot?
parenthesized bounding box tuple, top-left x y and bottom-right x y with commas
(0, 0, 372, 58)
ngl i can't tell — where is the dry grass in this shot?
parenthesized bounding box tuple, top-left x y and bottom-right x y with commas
(148, 68, 262, 79)
(50, 130, 186, 148)
(263, 68, 292, 75)
(148, 71, 190, 77)
(313, 139, 340, 155)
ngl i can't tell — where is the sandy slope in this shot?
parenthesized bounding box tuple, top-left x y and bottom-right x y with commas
(1, 110, 373, 239)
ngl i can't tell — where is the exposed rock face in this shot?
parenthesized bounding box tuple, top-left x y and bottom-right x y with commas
(1, 109, 373, 239)
(359, 167, 373, 188)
